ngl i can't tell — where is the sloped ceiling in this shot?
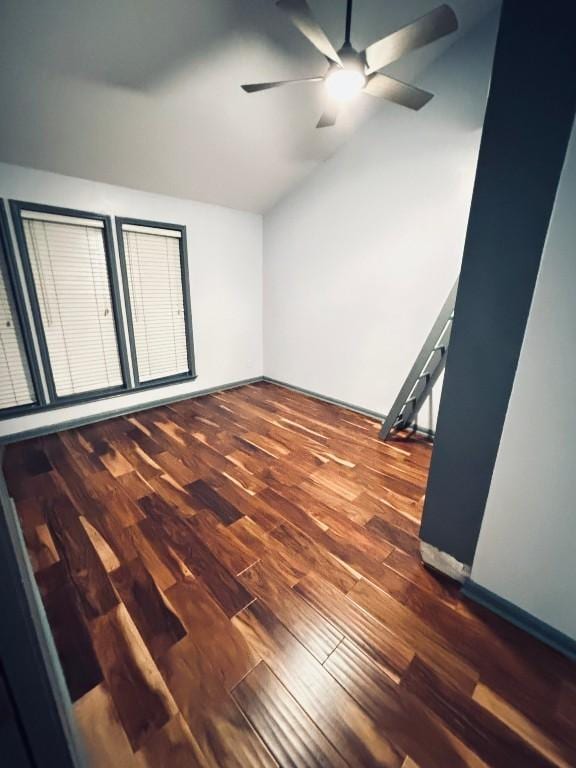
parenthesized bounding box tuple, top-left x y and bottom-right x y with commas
(0, 0, 499, 212)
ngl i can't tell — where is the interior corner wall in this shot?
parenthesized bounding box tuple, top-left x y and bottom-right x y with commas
(262, 15, 499, 430)
(471, 117, 576, 641)
(0, 163, 263, 439)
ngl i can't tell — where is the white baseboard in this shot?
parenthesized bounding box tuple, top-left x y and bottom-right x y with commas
(420, 541, 471, 583)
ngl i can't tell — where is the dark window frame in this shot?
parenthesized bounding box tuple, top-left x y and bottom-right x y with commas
(9, 200, 132, 407)
(115, 216, 197, 390)
(0, 201, 45, 418)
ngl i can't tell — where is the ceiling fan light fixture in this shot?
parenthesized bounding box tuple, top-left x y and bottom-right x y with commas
(324, 65, 366, 102)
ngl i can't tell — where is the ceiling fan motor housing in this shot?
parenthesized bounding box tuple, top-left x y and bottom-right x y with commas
(335, 42, 366, 73)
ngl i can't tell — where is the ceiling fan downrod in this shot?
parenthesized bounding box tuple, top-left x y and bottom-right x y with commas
(344, 0, 353, 47)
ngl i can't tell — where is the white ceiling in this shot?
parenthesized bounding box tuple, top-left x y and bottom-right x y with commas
(0, 0, 499, 213)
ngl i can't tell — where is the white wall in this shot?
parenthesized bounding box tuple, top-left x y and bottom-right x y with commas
(0, 163, 263, 438)
(471, 118, 576, 641)
(263, 15, 498, 430)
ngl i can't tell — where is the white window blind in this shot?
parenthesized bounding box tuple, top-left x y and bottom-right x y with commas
(0, 261, 35, 410)
(122, 227, 190, 383)
(22, 213, 124, 398)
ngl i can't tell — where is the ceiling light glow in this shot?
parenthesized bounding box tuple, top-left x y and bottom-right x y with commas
(325, 66, 366, 102)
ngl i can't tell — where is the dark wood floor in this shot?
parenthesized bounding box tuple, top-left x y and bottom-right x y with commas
(4, 382, 576, 767)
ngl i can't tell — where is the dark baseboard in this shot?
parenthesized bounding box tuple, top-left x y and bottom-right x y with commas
(463, 580, 576, 661)
(262, 376, 435, 439)
(0, 376, 262, 444)
(2, 373, 435, 446)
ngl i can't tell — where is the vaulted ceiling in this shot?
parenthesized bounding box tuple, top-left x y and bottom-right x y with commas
(0, 0, 499, 212)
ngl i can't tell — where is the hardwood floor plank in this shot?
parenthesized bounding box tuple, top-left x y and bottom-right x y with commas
(91, 604, 177, 751)
(111, 558, 186, 659)
(99, 445, 134, 478)
(556, 681, 576, 728)
(238, 431, 291, 459)
(228, 517, 308, 586)
(46, 495, 119, 620)
(6, 466, 62, 503)
(23, 447, 53, 476)
(127, 414, 182, 455)
(211, 480, 286, 532)
(153, 451, 200, 487)
(75, 684, 148, 768)
(365, 515, 421, 558)
(232, 660, 349, 767)
(14, 496, 46, 534)
(308, 463, 364, 503)
(139, 493, 253, 617)
(239, 560, 342, 663)
(383, 548, 461, 607)
(24, 522, 59, 573)
(43, 583, 103, 702)
(186, 479, 243, 525)
(233, 600, 404, 768)
(114, 436, 165, 480)
(324, 640, 486, 768)
(347, 579, 478, 694)
(456, 603, 575, 734)
(258, 487, 329, 538)
(100, 486, 147, 529)
(35, 559, 67, 598)
(356, 493, 421, 536)
(276, 485, 394, 566)
(188, 510, 259, 575)
(137, 714, 208, 768)
(348, 462, 425, 503)
(59, 430, 106, 474)
(116, 471, 154, 502)
(147, 473, 199, 516)
(269, 522, 359, 593)
(294, 573, 414, 678)
(472, 682, 575, 768)
(126, 520, 179, 592)
(165, 579, 260, 690)
(80, 516, 121, 572)
(221, 461, 267, 496)
(181, 439, 231, 476)
(83, 468, 123, 498)
(401, 657, 557, 768)
(159, 639, 275, 768)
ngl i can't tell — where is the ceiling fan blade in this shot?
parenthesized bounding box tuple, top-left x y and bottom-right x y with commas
(242, 76, 323, 93)
(364, 73, 434, 110)
(317, 103, 339, 128)
(277, 0, 341, 64)
(364, 4, 458, 74)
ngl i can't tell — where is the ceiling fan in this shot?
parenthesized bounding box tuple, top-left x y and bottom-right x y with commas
(242, 0, 458, 127)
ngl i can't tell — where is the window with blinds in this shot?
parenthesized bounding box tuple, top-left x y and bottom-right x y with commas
(0, 252, 36, 412)
(18, 209, 126, 399)
(119, 221, 194, 385)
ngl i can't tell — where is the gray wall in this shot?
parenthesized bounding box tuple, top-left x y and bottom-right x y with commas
(262, 15, 498, 429)
(419, 0, 576, 567)
(471, 118, 576, 640)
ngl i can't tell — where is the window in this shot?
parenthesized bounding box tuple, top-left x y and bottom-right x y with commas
(0, 205, 41, 414)
(11, 203, 129, 402)
(117, 218, 195, 386)
(3, 205, 196, 417)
